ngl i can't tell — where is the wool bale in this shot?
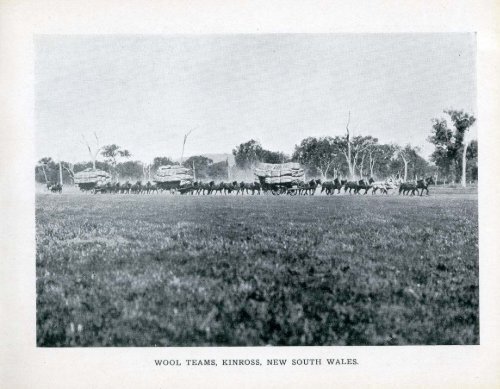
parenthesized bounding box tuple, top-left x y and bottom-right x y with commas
(254, 162, 305, 183)
(74, 168, 111, 184)
(153, 165, 193, 183)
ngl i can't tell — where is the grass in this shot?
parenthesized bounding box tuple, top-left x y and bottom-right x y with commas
(36, 190, 479, 346)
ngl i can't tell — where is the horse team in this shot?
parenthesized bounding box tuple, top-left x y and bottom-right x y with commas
(50, 176, 434, 196)
(320, 177, 434, 196)
(80, 180, 262, 195)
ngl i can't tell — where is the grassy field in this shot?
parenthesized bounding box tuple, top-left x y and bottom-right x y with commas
(36, 189, 479, 346)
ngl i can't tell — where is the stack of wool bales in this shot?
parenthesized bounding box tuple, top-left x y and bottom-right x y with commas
(254, 162, 305, 184)
(74, 168, 111, 185)
(153, 165, 193, 185)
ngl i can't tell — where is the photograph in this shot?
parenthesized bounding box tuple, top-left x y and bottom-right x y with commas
(35, 34, 478, 347)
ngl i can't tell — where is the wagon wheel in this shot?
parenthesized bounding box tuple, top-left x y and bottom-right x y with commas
(271, 188, 281, 196)
(288, 188, 298, 196)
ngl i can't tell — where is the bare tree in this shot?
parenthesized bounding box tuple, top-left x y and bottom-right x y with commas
(396, 145, 419, 182)
(62, 162, 75, 183)
(81, 132, 102, 170)
(38, 161, 49, 183)
(180, 129, 195, 164)
(337, 135, 377, 180)
(462, 138, 469, 187)
(58, 161, 63, 185)
(357, 151, 367, 179)
(142, 163, 151, 181)
(345, 111, 353, 178)
(368, 146, 376, 178)
(399, 149, 409, 182)
(367, 144, 396, 178)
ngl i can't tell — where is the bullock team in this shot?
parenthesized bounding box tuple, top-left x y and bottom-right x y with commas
(56, 176, 434, 196)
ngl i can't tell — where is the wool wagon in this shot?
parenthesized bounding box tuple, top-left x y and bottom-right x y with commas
(73, 168, 112, 193)
(153, 165, 194, 193)
(254, 162, 305, 195)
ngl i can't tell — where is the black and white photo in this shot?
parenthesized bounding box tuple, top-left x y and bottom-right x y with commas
(34, 34, 479, 347)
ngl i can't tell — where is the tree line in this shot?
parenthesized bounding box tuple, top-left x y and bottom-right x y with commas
(232, 109, 477, 184)
(35, 154, 230, 185)
(233, 137, 431, 182)
(36, 109, 477, 186)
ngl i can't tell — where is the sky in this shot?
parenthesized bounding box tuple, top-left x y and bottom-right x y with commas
(35, 34, 476, 163)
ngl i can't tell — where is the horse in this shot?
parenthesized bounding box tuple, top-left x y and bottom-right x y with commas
(142, 181, 155, 194)
(237, 182, 260, 195)
(356, 179, 371, 195)
(197, 181, 212, 195)
(344, 181, 359, 194)
(399, 182, 417, 196)
(238, 182, 252, 195)
(252, 182, 262, 195)
(188, 181, 200, 195)
(149, 182, 159, 194)
(208, 181, 224, 195)
(121, 181, 132, 194)
(131, 181, 142, 194)
(49, 183, 62, 193)
(221, 182, 238, 195)
(416, 176, 435, 196)
(320, 181, 334, 195)
(78, 182, 95, 193)
(321, 178, 343, 195)
(336, 179, 347, 194)
(299, 179, 321, 195)
(112, 182, 121, 194)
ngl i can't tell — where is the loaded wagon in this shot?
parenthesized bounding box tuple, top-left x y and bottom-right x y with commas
(153, 165, 193, 193)
(254, 162, 305, 195)
(73, 168, 112, 193)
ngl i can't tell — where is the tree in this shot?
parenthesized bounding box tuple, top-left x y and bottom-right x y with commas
(207, 161, 229, 180)
(259, 149, 289, 164)
(36, 158, 84, 185)
(394, 144, 429, 181)
(81, 132, 103, 170)
(447, 110, 476, 187)
(61, 162, 75, 183)
(232, 140, 264, 169)
(345, 112, 353, 177)
(466, 139, 478, 182)
(36, 157, 53, 183)
(335, 135, 378, 179)
(398, 145, 410, 181)
(183, 155, 213, 179)
(366, 144, 396, 178)
(428, 109, 476, 185)
(232, 139, 290, 170)
(100, 144, 131, 181)
(180, 129, 195, 164)
(152, 156, 175, 171)
(36, 157, 58, 184)
(292, 137, 342, 179)
(116, 161, 144, 181)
